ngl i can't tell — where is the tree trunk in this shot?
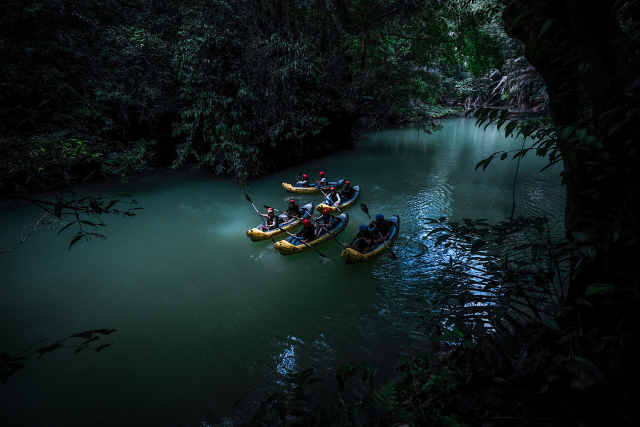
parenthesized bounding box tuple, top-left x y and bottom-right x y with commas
(503, 0, 640, 293)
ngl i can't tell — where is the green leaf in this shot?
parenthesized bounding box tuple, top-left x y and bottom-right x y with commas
(581, 245, 596, 260)
(574, 298, 594, 308)
(504, 120, 518, 137)
(69, 234, 83, 250)
(542, 317, 560, 331)
(562, 126, 574, 139)
(572, 231, 589, 243)
(585, 283, 615, 297)
(574, 356, 608, 383)
(470, 240, 487, 253)
(538, 17, 557, 37)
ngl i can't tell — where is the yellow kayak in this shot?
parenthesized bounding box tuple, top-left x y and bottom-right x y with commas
(316, 185, 361, 213)
(274, 213, 349, 255)
(341, 216, 400, 264)
(282, 179, 345, 194)
(246, 202, 314, 242)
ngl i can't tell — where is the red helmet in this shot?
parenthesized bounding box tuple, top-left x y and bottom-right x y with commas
(319, 171, 325, 176)
(345, 181, 350, 185)
(330, 187, 336, 191)
(302, 174, 308, 178)
(323, 208, 330, 214)
(267, 208, 274, 213)
(289, 199, 295, 203)
(303, 219, 311, 226)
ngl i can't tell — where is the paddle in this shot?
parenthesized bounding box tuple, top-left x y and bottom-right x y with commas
(282, 229, 327, 258)
(360, 203, 397, 260)
(245, 193, 277, 243)
(318, 187, 343, 213)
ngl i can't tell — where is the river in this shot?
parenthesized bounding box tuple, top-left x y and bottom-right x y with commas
(0, 117, 564, 426)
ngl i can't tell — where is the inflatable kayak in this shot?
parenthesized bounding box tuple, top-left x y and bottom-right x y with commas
(316, 185, 361, 213)
(341, 215, 400, 264)
(246, 202, 314, 242)
(274, 212, 349, 255)
(282, 179, 346, 194)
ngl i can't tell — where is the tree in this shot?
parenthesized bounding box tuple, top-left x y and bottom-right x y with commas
(501, 1, 640, 288)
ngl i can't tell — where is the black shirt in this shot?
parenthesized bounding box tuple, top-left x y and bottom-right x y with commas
(340, 186, 355, 199)
(356, 230, 374, 240)
(296, 225, 315, 241)
(286, 206, 302, 217)
(373, 219, 390, 236)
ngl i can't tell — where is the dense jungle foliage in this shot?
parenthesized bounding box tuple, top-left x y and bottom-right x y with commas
(3, 0, 640, 425)
(1, 0, 512, 190)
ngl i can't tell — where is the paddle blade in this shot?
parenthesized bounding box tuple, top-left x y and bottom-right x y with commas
(360, 203, 369, 214)
(245, 193, 252, 203)
(389, 250, 398, 260)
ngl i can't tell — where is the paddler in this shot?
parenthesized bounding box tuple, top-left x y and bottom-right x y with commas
(315, 208, 335, 237)
(285, 199, 303, 221)
(292, 219, 315, 244)
(296, 174, 310, 187)
(339, 181, 355, 200)
(257, 208, 281, 231)
(314, 171, 328, 187)
(370, 213, 391, 243)
(325, 187, 341, 207)
(348, 225, 373, 253)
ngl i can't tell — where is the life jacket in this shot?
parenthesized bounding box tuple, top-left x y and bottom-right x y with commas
(374, 219, 390, 235)
(340, 186, 354, 199)
(320, 214, 334, 228)
(327, 193, 340, 205)
(286, 205, 302, 216)
(297, 225, 315, 241)
(297, 179, 309, 187)
(266, 215, 279, 227)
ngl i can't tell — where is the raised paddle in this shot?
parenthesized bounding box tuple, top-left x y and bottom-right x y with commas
(245, 193, 277, 243)
(282, 229, 327, 258)
(360, 203, 397, 260)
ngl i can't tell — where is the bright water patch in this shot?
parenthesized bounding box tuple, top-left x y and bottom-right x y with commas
(0, 117, 564, 426)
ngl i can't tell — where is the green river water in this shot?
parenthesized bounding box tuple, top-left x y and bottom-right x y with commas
(0, 117, 564, 426)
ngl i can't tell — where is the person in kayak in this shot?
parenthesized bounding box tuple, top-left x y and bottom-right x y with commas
(325, 187, 341, 207)
(292, 219, 315, 244)
(339, 181, 355, 200)
(284, 199, 303, 221)
(370, 213, 391, 243)
(315, 208, 335, 237)
(314, 171, 327, 186)
(257, 208, 280, 231)
(296, 174, 310, 187)
(347, 225, 373, 253)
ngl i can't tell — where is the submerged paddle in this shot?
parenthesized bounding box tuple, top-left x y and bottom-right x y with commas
(245, 193, 276, 243)
(360, 203, 397, 260)
(282, 229, 327, 258)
